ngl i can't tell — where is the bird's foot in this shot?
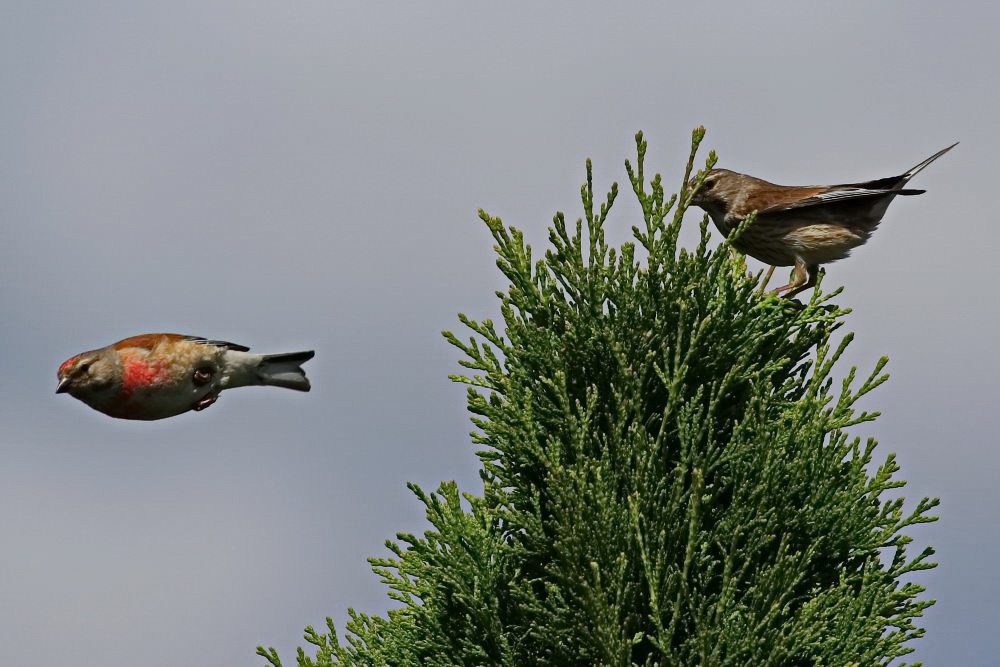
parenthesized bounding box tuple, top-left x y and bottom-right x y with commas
(192, 366, 215, 386)
(191, 394, 219, 412)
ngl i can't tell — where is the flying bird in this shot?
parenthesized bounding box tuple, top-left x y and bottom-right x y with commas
(689, 143, 956, 298)
(56, 333, 314, 420)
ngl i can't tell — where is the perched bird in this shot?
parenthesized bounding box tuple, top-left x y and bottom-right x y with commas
(689, 143, 956, 298)
(56, 333, 314, 420)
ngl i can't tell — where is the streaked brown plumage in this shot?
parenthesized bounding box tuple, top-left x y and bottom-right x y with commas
(690, 143, 956, 298)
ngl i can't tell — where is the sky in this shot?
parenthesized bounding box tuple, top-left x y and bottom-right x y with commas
(1, 2, 995, 665)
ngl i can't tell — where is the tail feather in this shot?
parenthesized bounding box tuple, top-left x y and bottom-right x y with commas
(903, 142, 958, 182)
(257, 350, 315, 391)
(856, 143, 956, 191)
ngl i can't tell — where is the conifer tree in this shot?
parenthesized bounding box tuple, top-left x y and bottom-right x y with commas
(258, 129, 938, 666)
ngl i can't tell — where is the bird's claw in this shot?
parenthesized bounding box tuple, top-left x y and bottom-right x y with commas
(191, 394, 219, 412)
(192, 366, 215, 386)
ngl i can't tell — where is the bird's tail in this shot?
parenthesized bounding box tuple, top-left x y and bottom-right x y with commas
(257, 350, 315, 391)
(903, 142, 958, 181)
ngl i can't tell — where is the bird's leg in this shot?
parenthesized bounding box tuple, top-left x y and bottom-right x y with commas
(771, 258, 816, 299)
(191, 365, 218, 411)
(192, 366, 214, 386)
(192, 393, 219, 412)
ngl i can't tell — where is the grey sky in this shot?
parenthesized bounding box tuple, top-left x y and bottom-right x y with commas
(1, 2, 994, 665)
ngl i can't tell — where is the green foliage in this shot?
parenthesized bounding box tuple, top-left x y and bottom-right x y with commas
(258, 129, 938, 666)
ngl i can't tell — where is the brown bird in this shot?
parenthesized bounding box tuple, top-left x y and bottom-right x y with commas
(689, 143, 956, 298)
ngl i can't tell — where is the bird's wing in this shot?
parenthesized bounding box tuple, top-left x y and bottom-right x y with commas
(113, 333, 250, 352)
(114, 333, 190, 351)
(185, 335, 251, 352)
(760, 187, 924, 212)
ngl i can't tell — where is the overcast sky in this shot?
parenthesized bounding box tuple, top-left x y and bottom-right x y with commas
(1, 2, 995, 665)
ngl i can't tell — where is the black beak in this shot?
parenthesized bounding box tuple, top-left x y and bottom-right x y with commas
(55, 377, 72, 394)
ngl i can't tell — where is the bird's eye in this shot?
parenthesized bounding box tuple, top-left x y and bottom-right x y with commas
(78, 363, 90, 375)
(702, 178, 716, 190)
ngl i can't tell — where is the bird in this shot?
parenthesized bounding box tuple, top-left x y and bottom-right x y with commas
(56, 333, 314, 420)
(689, 143, 956, 298)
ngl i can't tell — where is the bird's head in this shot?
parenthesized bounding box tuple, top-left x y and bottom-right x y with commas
(687, 168, 749, 215)
(56, 348, 122, 403)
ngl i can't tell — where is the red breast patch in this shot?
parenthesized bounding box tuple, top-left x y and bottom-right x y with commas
(121, 358, 171, 396)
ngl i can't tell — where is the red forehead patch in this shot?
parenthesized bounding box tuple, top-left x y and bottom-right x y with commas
(58, 356, 78, 374)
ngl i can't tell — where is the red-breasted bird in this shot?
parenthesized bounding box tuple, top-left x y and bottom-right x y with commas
(56, 333, 314, 420)
(689, 143, 956, 298)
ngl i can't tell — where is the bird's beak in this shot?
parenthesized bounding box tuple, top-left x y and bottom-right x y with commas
(55, 377, 72, 394)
